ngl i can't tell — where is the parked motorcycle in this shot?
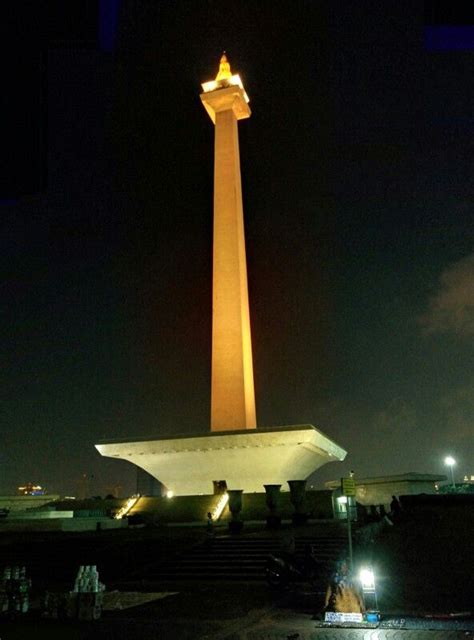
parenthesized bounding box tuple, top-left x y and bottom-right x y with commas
(265, 545, 327, 589)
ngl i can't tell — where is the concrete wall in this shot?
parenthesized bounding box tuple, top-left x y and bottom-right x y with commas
(355, 480, 438, 509)
(0, 517, 128, 532)
(130, 495, 224, 524)
(131, 490, 335, 523)
(53, 498, 126, 515)
(0, 495, 60, 511)
(228, 490, 334, 521)
(327, 475, 444, 512)
(6, 510, 73, 519)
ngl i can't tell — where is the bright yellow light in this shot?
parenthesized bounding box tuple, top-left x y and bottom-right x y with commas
(114, 494, 140, 519)
(166, 490, 174, 499)
(211, 493, 229, 521)
(215, 53, 232, 81)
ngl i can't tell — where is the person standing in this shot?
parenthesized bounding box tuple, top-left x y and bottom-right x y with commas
(206, 512, 214, 539)
(390, 495, 402, 522)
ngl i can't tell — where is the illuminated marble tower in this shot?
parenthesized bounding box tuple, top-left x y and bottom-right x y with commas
(201, 55, 256, 431)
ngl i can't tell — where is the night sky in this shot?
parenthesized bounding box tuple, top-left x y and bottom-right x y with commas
(2, 1, 473, 496)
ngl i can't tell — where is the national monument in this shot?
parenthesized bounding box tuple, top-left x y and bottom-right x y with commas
(96, 55, 347, 495)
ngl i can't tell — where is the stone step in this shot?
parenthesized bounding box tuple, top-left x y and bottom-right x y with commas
(155, 573, 273, 581)
(171, 553, 342, 564)
(182, 537, 346, 549)
(164, 565, 267, 573)
(187, 556, 341, 563)
(192, 542, 343, 549)
(149, 534, 348, 582)
(198, 547, 343, 554)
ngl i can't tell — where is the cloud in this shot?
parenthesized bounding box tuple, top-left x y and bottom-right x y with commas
(370, 398, 420, 448)
(439, 381, 474, 441)
(418, 253, 474, 336)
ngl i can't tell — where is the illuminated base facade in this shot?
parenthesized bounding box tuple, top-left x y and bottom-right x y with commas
(95, 425, 347, 496)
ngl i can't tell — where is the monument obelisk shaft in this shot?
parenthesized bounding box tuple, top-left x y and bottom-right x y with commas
(201, 55, 256, 431)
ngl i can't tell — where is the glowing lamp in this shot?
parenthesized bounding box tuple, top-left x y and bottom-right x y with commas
(444, 456, 456, 488)
(359, 567, 375, 591)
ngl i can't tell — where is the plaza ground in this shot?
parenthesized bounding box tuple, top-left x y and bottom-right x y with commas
(1, 510, 473, 638)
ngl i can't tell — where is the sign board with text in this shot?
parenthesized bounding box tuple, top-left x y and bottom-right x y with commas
(341, 477, 356, 496)
(324, 611, 363, 623)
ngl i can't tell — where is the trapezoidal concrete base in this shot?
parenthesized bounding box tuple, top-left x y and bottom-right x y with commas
(95, 424, 347, 496)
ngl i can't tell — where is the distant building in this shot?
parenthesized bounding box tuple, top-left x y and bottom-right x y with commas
(1, 494, 59, 512)
(17, 482, 46, 496)
(136, 468, 164, 497)
(105, 484, 123, 499)
(326, 472, 447, 511)
(77, 473, 90, 500)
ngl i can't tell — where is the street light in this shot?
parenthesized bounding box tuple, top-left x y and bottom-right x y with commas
(444, 456, 456, 489)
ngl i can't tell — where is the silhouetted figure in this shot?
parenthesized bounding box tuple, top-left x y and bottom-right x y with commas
(206, 512, 214, 540)
(280, 534, 296, 562)
(390, 495, 402, 521)
(369, 505, 380, 522)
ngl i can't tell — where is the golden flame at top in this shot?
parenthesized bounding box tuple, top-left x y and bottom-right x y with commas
(215, 53, 232, 81)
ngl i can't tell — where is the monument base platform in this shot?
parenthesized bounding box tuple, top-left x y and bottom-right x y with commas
(96, 425, 347, 496)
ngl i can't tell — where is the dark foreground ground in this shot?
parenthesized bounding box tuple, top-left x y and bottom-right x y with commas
(1, 584, 474, 639)
(1, 513, 473, 639)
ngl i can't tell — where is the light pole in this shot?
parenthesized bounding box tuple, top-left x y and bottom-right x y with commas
(444, 456, 456, 489)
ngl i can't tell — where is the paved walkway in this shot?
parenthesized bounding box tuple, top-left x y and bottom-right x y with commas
(213, 606, 474, 639)
(235, 632, 474, 639)
(2, 605, 474, 639)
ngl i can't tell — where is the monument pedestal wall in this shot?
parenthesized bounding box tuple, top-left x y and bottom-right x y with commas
(96, 424, 346, 496)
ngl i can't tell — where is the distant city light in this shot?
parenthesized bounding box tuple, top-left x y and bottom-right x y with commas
(17, 483, 45, 496)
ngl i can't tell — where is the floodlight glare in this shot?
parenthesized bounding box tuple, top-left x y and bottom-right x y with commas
(444, 456, 457, 488)
(359, 567, 375, 591)
(166, 490, 174, 499)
